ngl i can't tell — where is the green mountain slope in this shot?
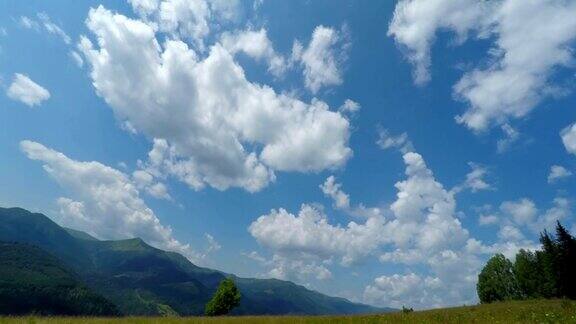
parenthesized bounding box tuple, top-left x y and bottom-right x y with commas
(0, 207, 391, 316)
(0, 242, 118, 316)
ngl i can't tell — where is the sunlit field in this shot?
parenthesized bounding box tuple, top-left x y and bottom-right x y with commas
(2, 299, 575, 324)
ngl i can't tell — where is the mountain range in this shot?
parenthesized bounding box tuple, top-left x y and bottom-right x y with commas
(0, 207, 392, 316)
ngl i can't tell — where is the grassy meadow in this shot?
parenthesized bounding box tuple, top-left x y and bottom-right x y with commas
(1, 299, 575, 324)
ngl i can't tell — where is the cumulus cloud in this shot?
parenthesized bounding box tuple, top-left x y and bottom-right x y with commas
(250, 150, 484, 307)
(19, 140, 202, 260)
(364, 273, 434, 309)
(500, 198, 538, 226)
(250, 147, 555, 308)
(292, 25, 349, 93)
(389, 0, 576, 132)
(249, 204, 385, 267)
(561, 122, 576, 156)
(6, 73, 50, 107)
(387, 152, 469, 254)
(499, 197, 571, 234)
(548, 165, 572, 183)
(79, 6, 351, 192)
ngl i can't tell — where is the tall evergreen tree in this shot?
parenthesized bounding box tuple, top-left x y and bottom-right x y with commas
(537, 230, 559, 298)
(555, 221, 576, 299)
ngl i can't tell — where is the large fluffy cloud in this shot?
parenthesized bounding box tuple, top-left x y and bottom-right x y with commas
(249, 148, 551, 308)
(249, 151, 478, 302)
(249, 204, 385, 267)
(20, 140, 204, 262)
(79, 6, 351, 192)
(389, 0, 576, 132)
(6, 73, 50, 107)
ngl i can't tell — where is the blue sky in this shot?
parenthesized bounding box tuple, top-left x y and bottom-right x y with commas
(1, 0, 576, 309)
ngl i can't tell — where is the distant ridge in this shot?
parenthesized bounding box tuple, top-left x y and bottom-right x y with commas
(0, 206, 393, 316)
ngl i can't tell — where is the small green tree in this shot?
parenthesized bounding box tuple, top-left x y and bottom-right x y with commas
(477, 254, 520, 303)
(204, 278, 241, 316)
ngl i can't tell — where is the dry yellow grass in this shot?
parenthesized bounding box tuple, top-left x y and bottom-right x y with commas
(1, 299, 575, 324)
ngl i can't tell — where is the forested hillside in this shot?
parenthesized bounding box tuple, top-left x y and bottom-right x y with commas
(0, 242, 118, 315)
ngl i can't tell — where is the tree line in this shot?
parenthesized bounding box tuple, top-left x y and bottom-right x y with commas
(477, 221, 576, 303)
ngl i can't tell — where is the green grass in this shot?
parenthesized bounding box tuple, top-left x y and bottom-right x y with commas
(1, 299, 576, 323)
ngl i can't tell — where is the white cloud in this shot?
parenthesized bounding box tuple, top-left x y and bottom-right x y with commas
(80, 6, 352, 192)
(267, 255, 332, 282)
(69, 50, 84, 68)
(364, 273, 432, 309)
(377, 129, 413, 153)
(128, 0, 160, 17)
(20, 13, 71, 44)
(249, 204, 385, 267)
(453, 162, 492, 193)
(203, 233, 221, 255)
(250, 148, 555, 308)
(500, 198, 537, 226)
(19, 140, 202, 262)
(389, 0, 576, 132)
(366, 249, 483, 309)
(548, 165, 572, 183)
(37, 13, 71, 44)
(220, 28, 286, 76)
(6, 73, 50, 107)
(20, 16, 40, 30)
(388, 152, 469, 253)
(208, 0, 241, 23)
(496, 123, 520, 153)
(388, 0, 490, 85)
(319, 175, 350, 210)
(499, 197, 571, 234)
(478, 214, 499, 226)
(132, 169, 172, 200)
(338, 99, 361, 114)
(250, 150, 479, 306)
(498, 224, 525, 242)
(561, 122, 576, 156)
(292, 25, 349, 93)
(128, 0, 240, 50)
(534, 197, 571, 234)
